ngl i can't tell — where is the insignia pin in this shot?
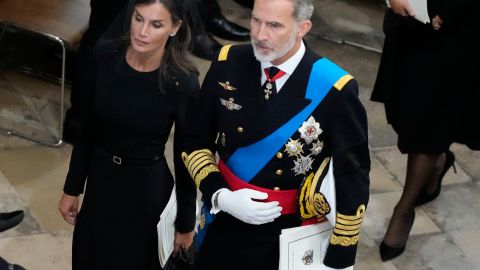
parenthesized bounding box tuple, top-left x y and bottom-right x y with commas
(298, 116, 323, 144)
(218, 81, 237, 91)
(284, 139, 304, 157)
(292, 154, 313, 176)
(220, 97, 242, 110)
(310, 140, 324, 156)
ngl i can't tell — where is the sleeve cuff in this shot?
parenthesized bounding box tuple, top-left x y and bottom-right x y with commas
(209, 188, 227, 214)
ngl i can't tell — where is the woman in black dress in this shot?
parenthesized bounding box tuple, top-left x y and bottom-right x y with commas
(58, 0, 199, 269)
(372, 0, 479, 261)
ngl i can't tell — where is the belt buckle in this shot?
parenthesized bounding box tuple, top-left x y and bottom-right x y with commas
(113, 155, 122, 165)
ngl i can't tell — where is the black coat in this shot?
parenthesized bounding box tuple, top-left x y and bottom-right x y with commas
(183, 44, 370, 269)
(64, 39, 198, 270)
(372, 0, 480, 153)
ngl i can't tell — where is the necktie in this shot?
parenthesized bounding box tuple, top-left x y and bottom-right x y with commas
(262, 67, 286, 101)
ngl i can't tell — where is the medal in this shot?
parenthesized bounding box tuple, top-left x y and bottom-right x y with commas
(292, 154, 314, 176)
(264, 82, 273, 100)
(310, 140, 324, 156)
(220, 132, 226, 147)
(284, 139, 304, 157)
(298, 116, 322, 144)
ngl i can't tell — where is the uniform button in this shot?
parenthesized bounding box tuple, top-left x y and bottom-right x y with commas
(276, 169, 283, 176)
(273, 187, 280, 191)
(237, 127, 244, 133)
(276, 152, 283, 159)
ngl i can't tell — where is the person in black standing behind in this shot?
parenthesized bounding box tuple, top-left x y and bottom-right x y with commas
(58, 0, 198, 269)
(63, 0, 130, 143)
(371, 0, 480, 261)
(188, 0, 251, 60)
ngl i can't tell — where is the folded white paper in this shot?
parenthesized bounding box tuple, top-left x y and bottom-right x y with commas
(157, 187, 177, 268)
(408, 0, 430, 23)
(279, 222, 333, 270)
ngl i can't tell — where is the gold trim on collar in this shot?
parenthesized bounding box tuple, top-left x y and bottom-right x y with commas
(333, 74, 354, 91)
(218, 45, 233, 61)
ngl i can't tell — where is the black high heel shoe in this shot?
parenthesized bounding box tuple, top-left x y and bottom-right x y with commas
(415, 150, 456, 206)
(380, 210, 415, 261)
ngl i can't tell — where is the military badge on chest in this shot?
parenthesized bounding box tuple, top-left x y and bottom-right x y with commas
(284, 116, 325, 175)
(220, 97, 242, 111)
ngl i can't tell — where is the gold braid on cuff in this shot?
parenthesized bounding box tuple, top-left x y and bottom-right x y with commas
(330, 204, 366, 247)
(182, 149, 219, 187)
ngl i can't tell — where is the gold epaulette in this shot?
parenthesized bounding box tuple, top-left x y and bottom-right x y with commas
(218, 44, 234, 61)
(333, 74, 354, 91)
(330, 205, 366, 246)
(181, 149, 219, 187)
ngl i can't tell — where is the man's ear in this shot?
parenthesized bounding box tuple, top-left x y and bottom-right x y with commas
(297, 19, 312, 38)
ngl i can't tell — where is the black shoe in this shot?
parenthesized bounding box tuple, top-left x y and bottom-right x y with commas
(206, 15, 250, 41)
(380, 210, 415, 261)
(415, 150, 456, 206)
(0, 210, 24, 233)
(0, 256, 26, 270)
(191, 34, 222, 60)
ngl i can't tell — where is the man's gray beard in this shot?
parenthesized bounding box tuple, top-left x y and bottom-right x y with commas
(252, 31, 297, 63)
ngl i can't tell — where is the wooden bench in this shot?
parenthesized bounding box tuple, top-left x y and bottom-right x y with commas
(0, 0, 90, 146)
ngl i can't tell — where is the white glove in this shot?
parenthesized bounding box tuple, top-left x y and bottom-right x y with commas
(217, 188, 282, 225)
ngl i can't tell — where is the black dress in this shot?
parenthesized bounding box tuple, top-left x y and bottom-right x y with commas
(63, 39, 198, 270)
(371, 0, 480, 154)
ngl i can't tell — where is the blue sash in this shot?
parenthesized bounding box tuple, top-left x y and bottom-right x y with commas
(226, 58, 348, 181)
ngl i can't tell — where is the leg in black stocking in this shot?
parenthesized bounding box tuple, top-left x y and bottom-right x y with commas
(380, 153, 441, 261)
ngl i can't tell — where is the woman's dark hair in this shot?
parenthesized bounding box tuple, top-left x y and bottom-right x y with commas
(126, 0, 198, 93)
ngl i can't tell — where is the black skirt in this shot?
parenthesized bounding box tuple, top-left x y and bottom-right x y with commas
(72, 148, 174, 270)
(371, 10, 480, 154)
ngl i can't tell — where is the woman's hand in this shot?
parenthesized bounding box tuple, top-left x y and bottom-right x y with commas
(388, 0, 415, 17)
(432, 15, 443, 30)
(58, 193, 79, 225)
(173, 230, 195, 256)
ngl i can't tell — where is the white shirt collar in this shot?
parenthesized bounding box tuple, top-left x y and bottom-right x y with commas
(261, 40, 306, 76)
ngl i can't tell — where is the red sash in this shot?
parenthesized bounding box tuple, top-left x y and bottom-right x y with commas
(218, 160, 297, 215)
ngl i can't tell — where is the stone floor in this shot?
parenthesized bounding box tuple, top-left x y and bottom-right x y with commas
(1, 0, 480, 269)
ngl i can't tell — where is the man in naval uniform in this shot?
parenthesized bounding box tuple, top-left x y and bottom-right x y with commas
(182, 0, 370, 269)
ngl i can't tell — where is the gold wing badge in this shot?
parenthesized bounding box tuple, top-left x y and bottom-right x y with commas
(218, 81, 237, 91)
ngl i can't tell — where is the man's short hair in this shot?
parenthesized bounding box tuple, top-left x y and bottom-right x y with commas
(293, 0, 314, 21)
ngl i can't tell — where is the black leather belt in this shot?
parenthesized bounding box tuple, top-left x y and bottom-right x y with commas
(98, 147, 162, 166)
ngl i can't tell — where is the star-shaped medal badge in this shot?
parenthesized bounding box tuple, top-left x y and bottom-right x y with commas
(284, 139, 304, 157)
(292, 154, 314, 176)
(310, 140, 324, 156)
(298, 116, 322, 144)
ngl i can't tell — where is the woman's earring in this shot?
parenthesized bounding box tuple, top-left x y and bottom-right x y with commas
(170, 32, 176, 37)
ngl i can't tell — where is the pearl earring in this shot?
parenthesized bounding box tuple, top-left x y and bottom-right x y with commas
(170, 32, 176, 37)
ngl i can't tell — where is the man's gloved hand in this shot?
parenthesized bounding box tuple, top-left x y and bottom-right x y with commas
(217, 188, 282, 225)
